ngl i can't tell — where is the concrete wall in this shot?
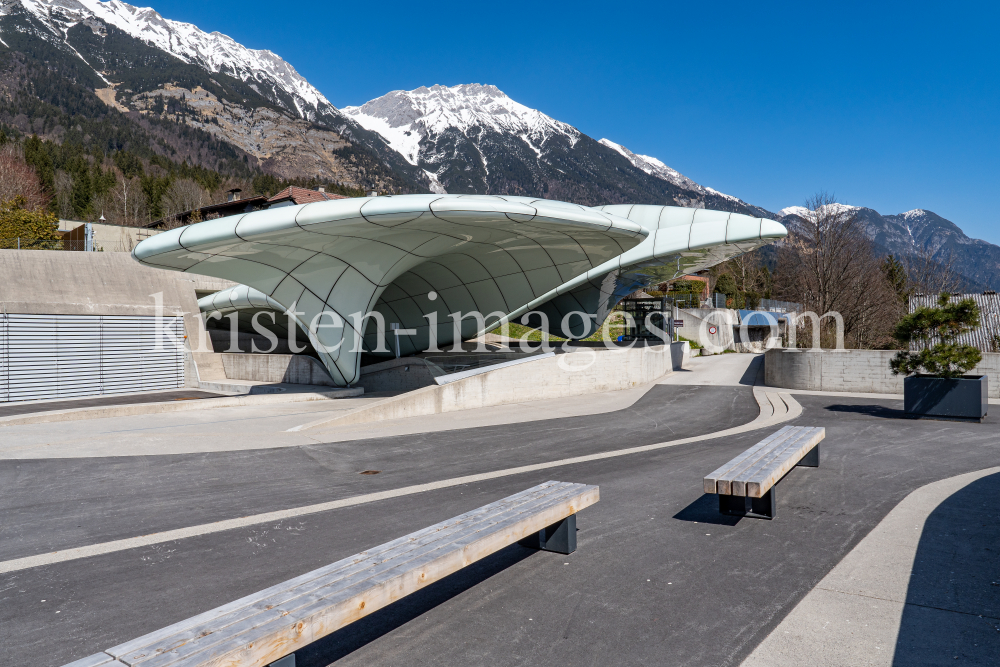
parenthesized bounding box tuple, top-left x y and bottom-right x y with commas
(310, 342, 688, 428)
(219, 353, 335, 386)
(764, 348, 1000, 397)
(58, 220, 163, 253)
(0, 250, 228, 383)
(676, 308, 737, 351)
(208, 329, 305, 356)
(677, 308, 782, 353)
(356, 357, 443, 393)
(355, 351, 554, 393)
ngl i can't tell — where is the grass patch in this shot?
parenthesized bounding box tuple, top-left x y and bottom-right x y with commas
(488, 319, 628, 343)
(677, 334, 703, 349)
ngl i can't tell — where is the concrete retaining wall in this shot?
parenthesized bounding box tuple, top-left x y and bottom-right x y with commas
(764, 348, 1000, 397)
(305, 342, 688, 429)
(219, 353, 336, 386)
(0, 250, 230, 383)
(355, 357, 442, 393)
(676, 308, 736, 351)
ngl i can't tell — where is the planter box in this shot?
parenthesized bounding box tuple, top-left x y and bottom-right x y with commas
(904, 374, 988, 422)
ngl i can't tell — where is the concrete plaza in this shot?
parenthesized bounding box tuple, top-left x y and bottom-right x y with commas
(1, 355, 997, 665)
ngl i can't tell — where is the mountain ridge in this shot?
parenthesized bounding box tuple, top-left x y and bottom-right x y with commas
(777, 204, 999, 290)
(0, 0, 432, 192)
(1, 0, 998, 290)
(343, 83, 770, 215)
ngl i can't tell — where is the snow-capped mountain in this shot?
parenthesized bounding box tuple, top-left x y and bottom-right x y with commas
(344, 83, 769, 214)
(3, 0, 330, 120)
(598, 139, 701, 191)
(599, 138, 755, 211)
(345, 84, 580, 167)
(0, 0, 431, 190)
(778, 204, 1000, 290)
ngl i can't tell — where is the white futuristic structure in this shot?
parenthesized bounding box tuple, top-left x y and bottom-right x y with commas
(132, 194, 786, 386)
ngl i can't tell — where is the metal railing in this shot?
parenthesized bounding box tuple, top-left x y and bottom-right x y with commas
(0, 238, 89, 251)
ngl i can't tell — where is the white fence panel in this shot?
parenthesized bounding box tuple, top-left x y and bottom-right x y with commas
(0, 314, 7, 403)
(0, 314, 185, 402)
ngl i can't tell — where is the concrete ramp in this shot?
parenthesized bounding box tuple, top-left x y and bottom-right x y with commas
(292, 343, 688, 431)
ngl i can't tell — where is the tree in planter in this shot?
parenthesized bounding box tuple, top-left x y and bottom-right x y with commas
(890, 294, 982, 378)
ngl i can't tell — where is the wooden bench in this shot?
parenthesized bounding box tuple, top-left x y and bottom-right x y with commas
(703, 426, 825, 519)
(63, 480, 599, 667)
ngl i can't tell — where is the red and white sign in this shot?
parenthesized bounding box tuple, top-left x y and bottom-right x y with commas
(673, 320, 684, 327)
(708, 325, 718, 335)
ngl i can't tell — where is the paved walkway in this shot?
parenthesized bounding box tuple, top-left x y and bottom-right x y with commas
(743, 466, 1000, 666)
(0, 355, 765, 458)
(0, 389, 222, 418)
(3, 355, 999, 666)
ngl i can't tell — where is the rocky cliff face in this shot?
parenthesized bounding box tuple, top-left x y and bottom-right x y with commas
(0, 0, 431, 191)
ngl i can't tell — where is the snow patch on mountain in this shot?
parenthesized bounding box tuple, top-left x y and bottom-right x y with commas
(5, 0, 331, 118)
(779, 205, 810, 218)
(600, 138, 756, 209)
(598, 139, 700, 191)
(779, 203, 860, 219)
(343, 84, 580, 167)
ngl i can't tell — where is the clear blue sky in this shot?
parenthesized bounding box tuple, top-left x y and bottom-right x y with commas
(151, 0, 999, 242)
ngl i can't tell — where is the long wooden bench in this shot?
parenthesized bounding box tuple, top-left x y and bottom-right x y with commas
(703, 426, 825, 519)
(63, 481, 599, 667)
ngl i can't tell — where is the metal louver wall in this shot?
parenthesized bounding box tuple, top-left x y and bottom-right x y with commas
(0, 314, 185, 403)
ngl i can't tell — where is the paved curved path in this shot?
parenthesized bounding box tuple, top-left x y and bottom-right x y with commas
(3, 355, 999, 666)
(742, 466, 1000, 666)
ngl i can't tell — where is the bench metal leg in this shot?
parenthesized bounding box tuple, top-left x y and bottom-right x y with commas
(797, 443, 820, 467)
(718, 488, 776, 520)
(520, 513, 577, 554)
(268, 655, 295, 667)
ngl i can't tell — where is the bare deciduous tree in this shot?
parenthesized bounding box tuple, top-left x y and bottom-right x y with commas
(53, 170, 74, 220)
(99, 174, 148, 227)
(0, 145, 49, 210)
(712, 249, 771, 308)
(773, 192, 900, 348)
(904, 245, 964, 295)
(162, 178, 209, 223)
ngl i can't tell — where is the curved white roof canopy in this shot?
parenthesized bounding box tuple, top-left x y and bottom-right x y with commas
(133, 194, 648, 385)
(525, 204, 788, 336)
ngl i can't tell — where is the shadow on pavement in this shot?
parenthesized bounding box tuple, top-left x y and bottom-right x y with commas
(738, 355, 762, 386)
(672, 493, 742, 526)
(824, 403, 911, 419)
(296, 543, 536, 666)
(892, 472, 1000, 665)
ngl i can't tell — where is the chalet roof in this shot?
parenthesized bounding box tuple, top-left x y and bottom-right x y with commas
(267, 186, 349, 205)
(144, 195, 268, 229)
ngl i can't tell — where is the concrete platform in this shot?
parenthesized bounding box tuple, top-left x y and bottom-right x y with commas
(0, 389, 222, 418)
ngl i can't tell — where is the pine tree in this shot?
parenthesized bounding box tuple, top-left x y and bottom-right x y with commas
(70, 161, 93, 219)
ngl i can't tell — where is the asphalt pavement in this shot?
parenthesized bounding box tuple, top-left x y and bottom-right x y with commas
(2, 366, 998, 666)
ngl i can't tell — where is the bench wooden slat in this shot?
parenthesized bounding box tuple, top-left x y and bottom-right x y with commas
(707, 426, 798, 494)
(703, 427, 797, 494)
(139, 484, 597, 667)
(116, 481, 597, 667)
(62, 654, 116, 667)
(159, 492, 594, 667)
(743, 428, 825, 498)
(125, 484, 583, 667)
(733, 427, 822, 493)
(729, 428, 819, 496)
(108, 480, 569, 660)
